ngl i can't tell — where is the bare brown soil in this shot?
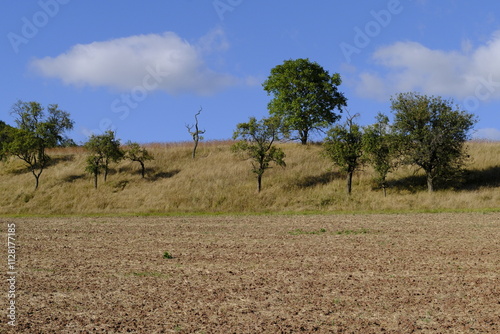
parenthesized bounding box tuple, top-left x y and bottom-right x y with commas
(1, 213, 499, 333)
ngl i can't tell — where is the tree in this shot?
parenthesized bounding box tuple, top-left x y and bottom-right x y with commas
(84, 131, 123, 188)
(84, 135, 105, 189)
(10, 101, 74, 148)
(40, 104, 75, 147)
(6, 128, 49, 190)
(4, 101, 74, 190)
(363, 113, 399, 197)
(85, 154, 103, 189)
(0, 121, 14, 161)
(125, 141, 154, 178)
(390, 92, 476, 193)
(232, 117, 286, 193)
(324, 114, 364, 195)
(262, 58, 347, 145)
(100, 131, 123, 182)
(186, 107, 206, 159)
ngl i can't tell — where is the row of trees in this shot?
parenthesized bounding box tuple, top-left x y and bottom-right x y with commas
(1, 59, 477, 196)
(232, 59, 476, 194)
(324, 92, 475, 195)
(0, 101, 154, 190)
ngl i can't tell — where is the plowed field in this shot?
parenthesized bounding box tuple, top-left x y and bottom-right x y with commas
(2, 213, 499, 333)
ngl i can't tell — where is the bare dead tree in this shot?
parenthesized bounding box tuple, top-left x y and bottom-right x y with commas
(186, 107, 206, 159)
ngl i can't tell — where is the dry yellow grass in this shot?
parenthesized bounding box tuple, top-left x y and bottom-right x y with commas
(0, 140, 499, 215)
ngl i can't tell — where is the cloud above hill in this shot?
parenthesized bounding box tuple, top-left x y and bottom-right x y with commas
(474, 128, 500, 141)
(355, 30, 500, 105)
(30, 29, 240, 96)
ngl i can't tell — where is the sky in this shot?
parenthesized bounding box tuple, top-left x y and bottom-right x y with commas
(1, 0, 500, 144)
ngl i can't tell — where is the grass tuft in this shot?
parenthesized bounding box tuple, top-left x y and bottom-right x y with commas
(163, 251, 173, 259)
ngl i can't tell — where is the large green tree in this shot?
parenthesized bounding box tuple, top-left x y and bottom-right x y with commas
(4, 101, 74, 190)
(263, 58, 347, 145)
(391, 92, 476, 193)
(232, 117, 286, 193)
(11, 101, 74, 147)
(323, 114, 364, 195)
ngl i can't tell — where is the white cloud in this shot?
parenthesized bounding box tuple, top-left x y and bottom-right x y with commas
(30, 29, 240, 96)
(355, 30, 500, 102)
(473, 128, 500, 141)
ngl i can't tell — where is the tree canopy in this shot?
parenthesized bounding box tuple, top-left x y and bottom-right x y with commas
(0, 121, 14, 161)
(125, 141, 154, 178)
(390, 92, 476, 192)
(363, 113, 399, 196)
(263, 58, 347, 145)
(11, 100, 74, 148)
(323, 114, 364, 195)
(84, 131, 123, 188)
(3, 101, 74, 190)
(232, 117, 286, 193)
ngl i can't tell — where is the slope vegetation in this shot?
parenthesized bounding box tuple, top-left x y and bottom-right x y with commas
(0, 141, 499, 215)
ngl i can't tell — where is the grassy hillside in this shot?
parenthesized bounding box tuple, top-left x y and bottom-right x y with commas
(0, 140, 499, 215)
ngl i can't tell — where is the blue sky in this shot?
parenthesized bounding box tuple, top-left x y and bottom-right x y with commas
(2, 0, 500, 144)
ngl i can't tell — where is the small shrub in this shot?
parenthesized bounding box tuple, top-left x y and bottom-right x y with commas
(163, 251, 173, 259)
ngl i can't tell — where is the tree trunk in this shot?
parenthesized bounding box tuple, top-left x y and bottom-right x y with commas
(32, 168, 42, 191)
(257, 174, 262, 193)
(192, 139, 198, 159)
(93, 173, 98, 189)
(34, 174, 40, 191)
(140, 161, 145, 178)
(426, 173, 434, 193)
(300, 130, 309, 145)
(346, 171, 353, 195)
